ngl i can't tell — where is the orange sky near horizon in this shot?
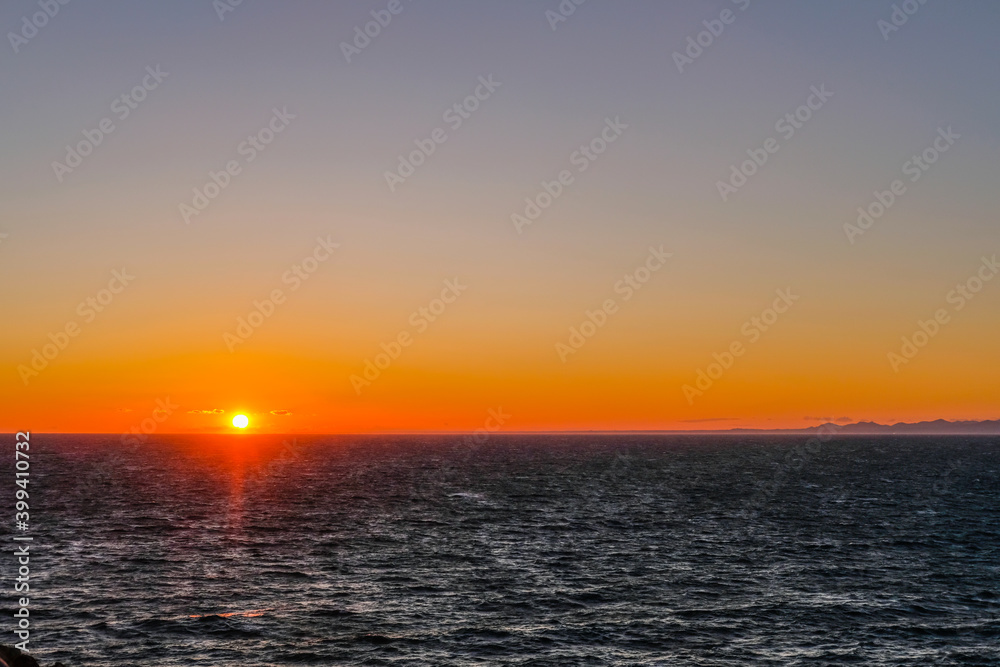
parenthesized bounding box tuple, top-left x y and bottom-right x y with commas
(2, 3, 998, 434)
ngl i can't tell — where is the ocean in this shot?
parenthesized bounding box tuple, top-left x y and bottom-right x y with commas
(9, 434, 1000, 665)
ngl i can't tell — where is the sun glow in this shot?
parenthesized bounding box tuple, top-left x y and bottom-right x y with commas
(232, 414, 249, 429)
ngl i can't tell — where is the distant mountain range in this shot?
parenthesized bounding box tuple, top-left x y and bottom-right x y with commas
(503, 419, 1000, 435)
(727, 419, 1000, 435)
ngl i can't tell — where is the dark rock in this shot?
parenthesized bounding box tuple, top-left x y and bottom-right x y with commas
(0, 644, 40, 667)
(0, 645, 63, 667)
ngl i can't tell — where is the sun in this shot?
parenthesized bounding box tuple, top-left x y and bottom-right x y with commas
(232, 414, 249, 429)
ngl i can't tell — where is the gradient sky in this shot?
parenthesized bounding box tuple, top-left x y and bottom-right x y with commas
(2, 1, 998, 433)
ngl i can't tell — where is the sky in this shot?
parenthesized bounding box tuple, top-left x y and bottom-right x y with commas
(1, 0, 998, 434)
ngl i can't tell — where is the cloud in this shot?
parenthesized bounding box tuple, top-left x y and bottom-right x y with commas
(680, 418, 737, 423)
(270, 409, 292, 416)
(804, 416, 854, 424)
(189, 408, 225, 414)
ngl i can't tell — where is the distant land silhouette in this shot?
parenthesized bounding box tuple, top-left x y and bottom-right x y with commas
(727, 419, 1000, 435)
(798, 419, 1000, 435)
(524, 419, 1000, 435)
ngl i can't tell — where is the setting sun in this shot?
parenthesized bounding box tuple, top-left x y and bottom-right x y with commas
(232, 414, 249, 429)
